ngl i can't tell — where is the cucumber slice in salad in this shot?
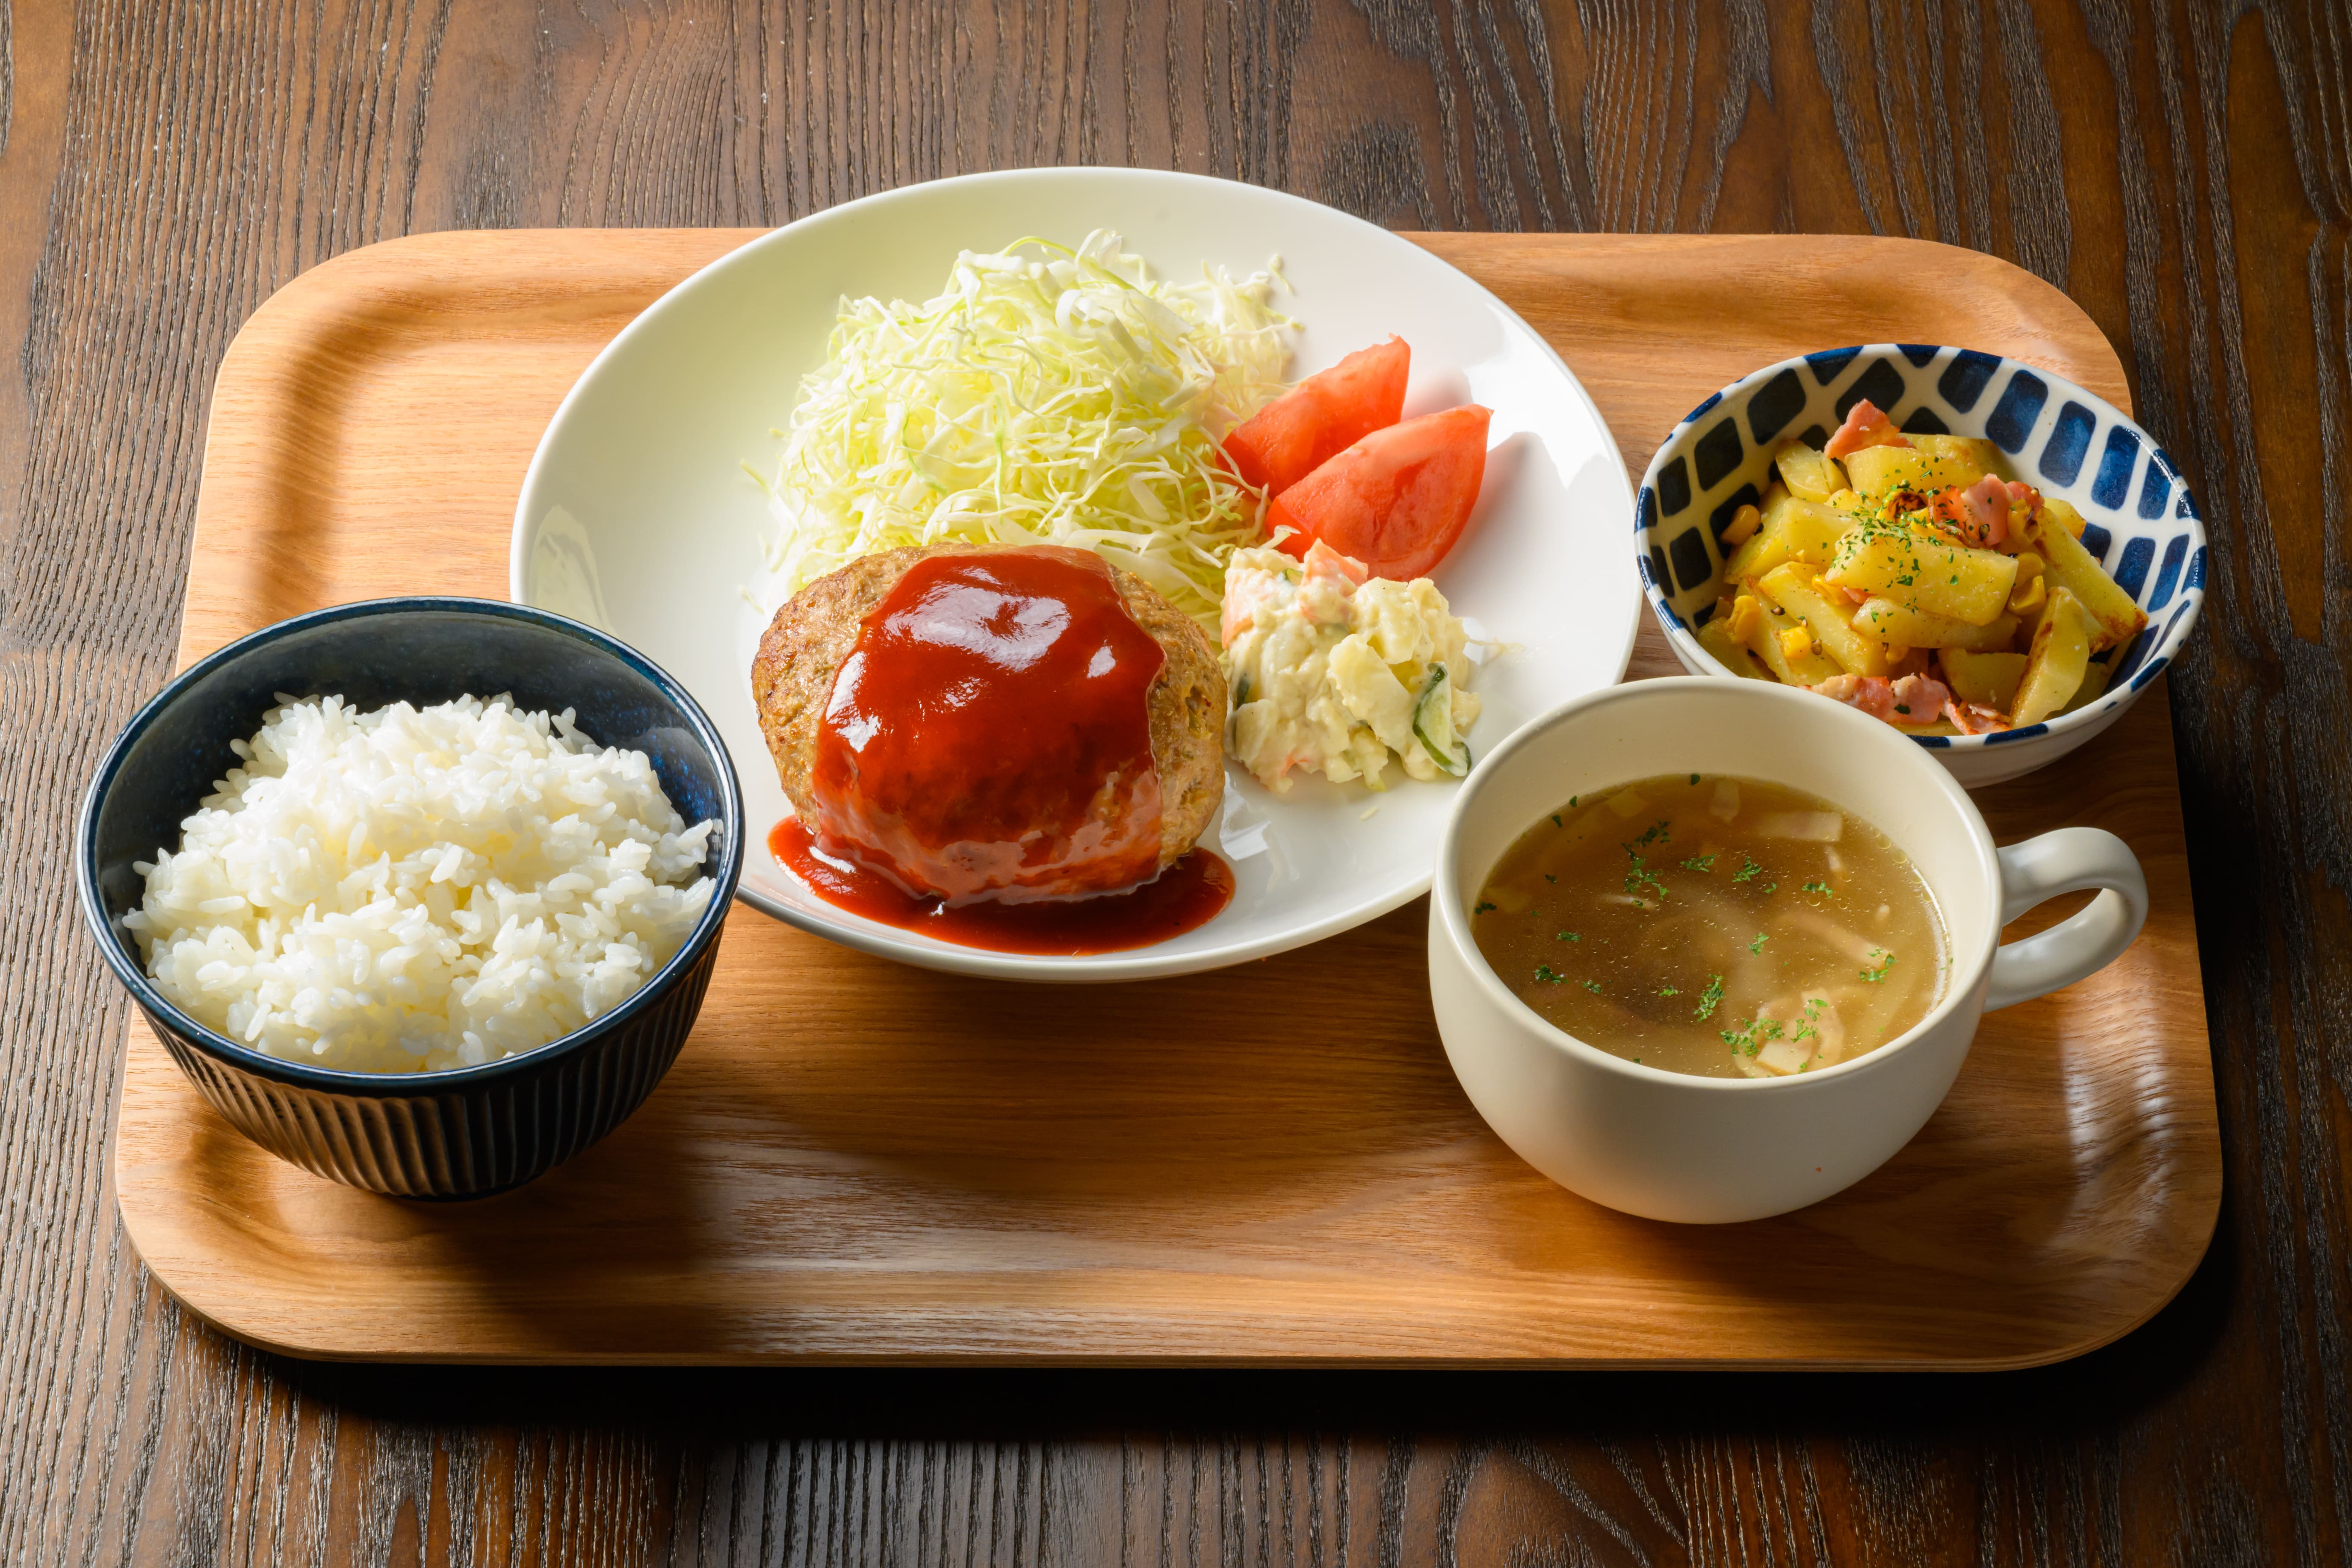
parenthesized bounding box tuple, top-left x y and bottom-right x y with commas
(1411, 663, 1471, 777)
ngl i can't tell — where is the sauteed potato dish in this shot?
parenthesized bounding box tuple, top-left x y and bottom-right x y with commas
(1693, 399, 2149, 735)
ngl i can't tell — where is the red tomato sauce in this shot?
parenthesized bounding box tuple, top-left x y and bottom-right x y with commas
(770, 817, 1233, 955)
(808, 546, 1167, 902)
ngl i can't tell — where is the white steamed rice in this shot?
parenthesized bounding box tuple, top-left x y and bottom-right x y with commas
(126, 694, 718, 1074)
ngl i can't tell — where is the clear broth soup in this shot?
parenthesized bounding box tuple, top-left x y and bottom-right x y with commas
(1471, 774, 1948, 1078)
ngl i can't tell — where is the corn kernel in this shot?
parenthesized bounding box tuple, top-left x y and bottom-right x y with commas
(1720, 503, 1762, 547)
(1780, 626, 1814, 660)
(1730, 594, 1762, 640)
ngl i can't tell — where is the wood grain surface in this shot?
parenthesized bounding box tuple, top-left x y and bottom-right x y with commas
(121, 224, 2217, 1372)
(0, 0, 2339, 1561)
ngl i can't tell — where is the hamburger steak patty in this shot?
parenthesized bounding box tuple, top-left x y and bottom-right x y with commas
(752, 543, 1226, 882)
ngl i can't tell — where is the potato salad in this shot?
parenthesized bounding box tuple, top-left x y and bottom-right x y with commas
(1219, 542, 1480, 791)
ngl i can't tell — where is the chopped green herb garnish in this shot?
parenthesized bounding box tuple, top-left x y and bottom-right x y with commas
(1680, 853, 1717, 872)
(1733, 856, 1764, 883)
(1861, 948, 1895, 983)
(1719, 1016, 1788, 1055)
(1693, 974, 1725, 1020)
(1474, 900, 1497, 914)
(1793, 1022, 1817, 1044)
(1543, 873, 1557, 883)
(1556, 931, 1580, 942)
(1802, 878, 1834, 897)
(1551, 814, 1563, 828)
(1569, 795, 1579, 807)
(1657, 984, 1681, 998)
(1804, 996, 1827, 1018)
(1534, 964, 1566, 985)
(1582, 979, 1602, 994)
(1621, 820, 1672, 855)
(1748, 931, 1768, 954)
(1689, 773, 1700, 785)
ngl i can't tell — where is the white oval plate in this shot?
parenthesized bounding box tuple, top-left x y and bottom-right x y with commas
(512, 168, 1636, 981)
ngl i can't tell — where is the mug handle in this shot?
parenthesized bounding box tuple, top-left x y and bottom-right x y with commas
(1985, 828, 2149, 1011)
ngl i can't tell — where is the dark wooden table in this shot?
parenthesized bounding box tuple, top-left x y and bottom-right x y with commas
(3, 1, 2340, 1561)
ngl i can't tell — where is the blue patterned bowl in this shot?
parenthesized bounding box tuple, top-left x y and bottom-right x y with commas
(77, 598, 745, 1198)
(1633, 345, 2204, 787)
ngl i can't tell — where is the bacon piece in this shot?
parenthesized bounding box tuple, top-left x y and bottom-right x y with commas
(1931, 476, 2044, 548)
(1888, 673, 1952, 725)
(1957, 476, 2008, 545)
(1810, 672, 1952, 728)
(1823, 399, 1913, 461)
(1809, 674, 1897, 721)
(1930, 475, 2013, 548)
(1947, 701, 2013, 736)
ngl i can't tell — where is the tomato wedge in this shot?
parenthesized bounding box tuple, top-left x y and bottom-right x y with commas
(1222, 337, 1409, 496)
(1269, 405, 1492, 581)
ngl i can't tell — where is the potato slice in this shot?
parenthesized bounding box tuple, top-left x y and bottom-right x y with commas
(1841, 444, 1990, 501)
(1738, 585, 1841, 685)
(2029, 508, 2150, 650)
(1696, 614, 1774, 679)
(1907, 434, 2014, 479)
(1759, 563, 1897, 677)
(1937, 648, 2030, 712)
(1773, 442, 1847, 503)
(1825, 524, 2020, 626)
(2062, 649, 2118, 713)
(1852, 598, 2021, 651)
(2012, 586, 2097, 724)
(2039, 496, 2089, 537)
(1722, 495, 1854, 582)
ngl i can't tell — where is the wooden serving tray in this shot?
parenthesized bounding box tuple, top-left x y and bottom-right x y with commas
(115, 230, 2219, 1366)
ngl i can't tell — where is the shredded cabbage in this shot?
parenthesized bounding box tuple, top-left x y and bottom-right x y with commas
(754, 230, 1293, 630)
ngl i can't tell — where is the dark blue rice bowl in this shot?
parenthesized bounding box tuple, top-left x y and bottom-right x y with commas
(77, 597, 745, 1199)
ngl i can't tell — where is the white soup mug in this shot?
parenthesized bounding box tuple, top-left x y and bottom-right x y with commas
(1427, 677, 2148, 1223)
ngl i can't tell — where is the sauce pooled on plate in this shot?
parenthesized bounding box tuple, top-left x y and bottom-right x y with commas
(1471, 774, 1947, 1078)
(770, 818, 1232, 955)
